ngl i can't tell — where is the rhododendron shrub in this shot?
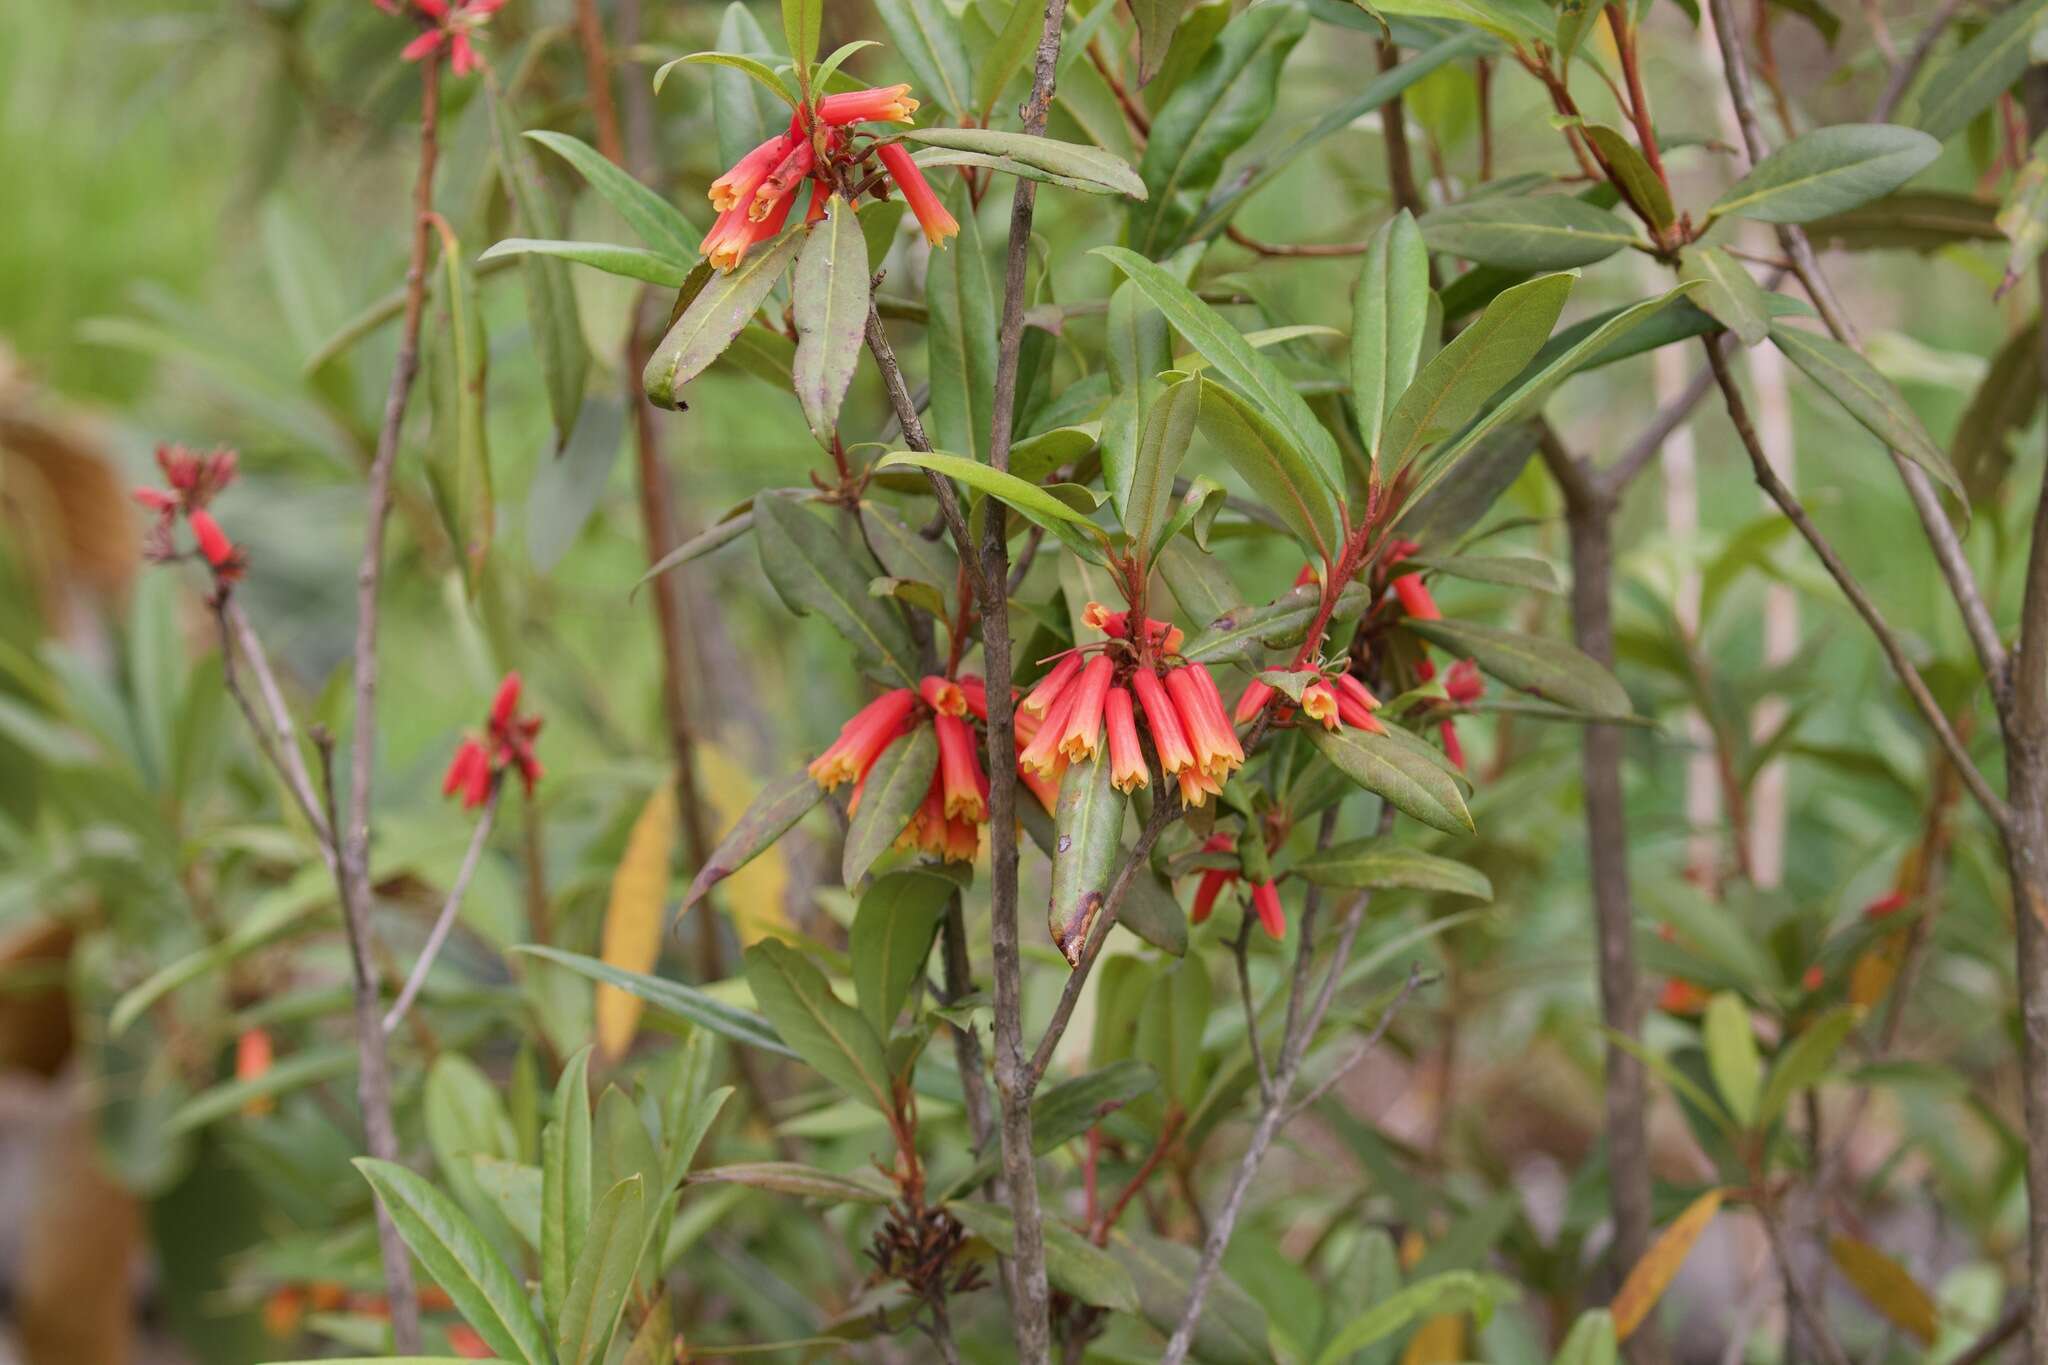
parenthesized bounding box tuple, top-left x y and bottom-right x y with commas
(21, 0, 2048, 1361)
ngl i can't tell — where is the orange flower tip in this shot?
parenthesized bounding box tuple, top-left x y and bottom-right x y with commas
(1082, 601, 1125, 636)
(1301, 681, 1340, 731)
(920, 675, 968, 716)
(1022, 652, 1084, 719)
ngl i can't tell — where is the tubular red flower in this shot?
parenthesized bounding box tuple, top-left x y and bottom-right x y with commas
(1021, 652, 1084, 719)
(1393, 571, 1440, 621)
(236, 1027, 274, 1083)
(1293, 562, 1319, 587)
(816, 84, 920, 125)
(1801, 964, 1824, 993)
(1444, 657, 1483, 704)
(944, 816, 980, 863)
(1192, 870, 1229, 924)
(1439, 719, 1465, 771)
(900, 783, 946, 854)
(1234, 678, 1276, 725)
(1058, 655, 1115, 763)
(710, 135, 792, 213)
(1863, 891, 1909, 920)
(1130, 668, 1194, 776)
(1018, 759, 1063, 816)
(1105, 687, 1149, 793)
(920, 675, 967, 717)
(442, 737, 485, 799)
(876, 142, 960, 247)
(805, 179, 831, 225)
(1334, 674, 1381, 714)
(934, 712, 989, 821)
(751, 138, 816, 220)
(1083, 601, 1127, 637)
(189, 508, 236, 568)
(1018, 679, 1079, 780)
(1251, 881, 1285, 939)
(1166, 665, 1243, 777)
(489, 671, 522, 729)
(809, 689, 917, 789)
(1658, 978, 1709, 1015)
(701, 204, 756, 272)
(133, 486, 176, 514)
(1336, 694, 1387, 734)
(957, 675, 989, 721)
(1176, 765, 1222, 809)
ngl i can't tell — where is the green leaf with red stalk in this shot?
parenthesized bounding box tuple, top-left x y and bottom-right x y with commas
(1351, 210, 1432, 466)
(850, 868, 953, 1035)
(1582, 124, 1675, 233)
(1292, 840, 1493, 899)
(791, 196, 869, 446)
(878, 450, 1113, 561)
(655, 51, 799, 108)
(644, 226, 805, 409)
(1417, 195, 1638, 271)
(743, 939, 896, 1113)
(1193, 379, 1342, 563)
(1305, 724, 1473, 834)
(1050, 753, 1128, 967)
(841, 722, 938, 887)
(1095, 245, 1343, 492)
(1123, 372, 1202, 566)
(1407, 618, 1631, 718)
(524, 130, 702, 260)
(1678, 246, 1770, 347)
(1181, 581, 1370, 665)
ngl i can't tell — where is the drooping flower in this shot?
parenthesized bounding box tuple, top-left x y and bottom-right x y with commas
(1021, 652, 1085, 718)
(1189, 833, 1239, 924)
(809, 688, 917, 789)
(1018, 680, 1079, 781)
(442, 737, 492, 808)
(236, 1027, 277, 1115)
(934, 712, 989, 821)
(958, 674, 989, 721)
(1105, 687, 1149, 793)
(1444, 658, 1483, 704)
(1657, 978, 1710, 1015)
(1165, 665, 1243, 779)
(1233, 678, 1276, 725)
(1130, 669, 1195, 780)
(1300, 678, 1340, 732)
(1250, 880, 1285, 939)
(1392, 571, 1440, 621)
(752, 138, 816, 221)
(394, 0, 507, 77)
(187, 508, 245, 581)
(1863, 891, 1909, 920)
(1083, 601, 1185, 654)
(710, 135, 794, 213)
(443, 670, 545, 806)
(1333, 674, 1386, 735)
(876, 142, 960, 248)
(1057, 655, 1116, 762)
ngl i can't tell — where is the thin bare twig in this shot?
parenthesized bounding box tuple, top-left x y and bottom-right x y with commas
(1755, 1197, 1853, 1365)
(382, 784, 501, 1033)
(1284, 962, 1429, 1123)
(1234, 919, 1274, 1102)
(863, 301, 990, 604)
(216, 597, 334, 854)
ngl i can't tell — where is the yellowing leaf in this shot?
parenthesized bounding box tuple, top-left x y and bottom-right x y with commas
(699, 744, 793, 946)
(1829, 1235, 1937, 1344)
(1612, 1189, 1723, 1339)
(1849, 936, 1905, 1008)
(1399, 1314, 1464, 1365)
(596, 782, 677, 1064)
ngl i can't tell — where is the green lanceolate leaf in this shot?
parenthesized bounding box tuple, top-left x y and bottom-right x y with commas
(1111, 1231, 1271, 1365)
(1768, 322, 1964, 502)
(423, 218, 492, 595)
(654, 51, 799, 107)
(754, 491, 921, 686)
(878, 450, 1110, 544)
(682, 767, 827, 911)
(1131, 0, 1192, 82)
(515, 947, 795, 1059)
(689, 1161, 896, 1203)
(1130, 1, 1309, 254)
(1181, 582, 1369, 665)
(1293, 841, 1493, 899)
(1097, 245, 1342, 486)
(875, 0, 976, 115)
(743, 938, 895, 1112)
(1757, 1005, 1862, 1125)
(850, 868, 953, 1034)
(1405, 552, 1559, 593)
(842, 724, 938, 886)
(1351, 210, 1432, 464)
(900, 128, 1146, 198)
(1135, 957, 1210, 1105)
(1709, 124, 1941, 224)
(925, 204, 999, 461)
(1553, 1310, 1620, 1365)
(1380, 272, 1573, 475)
(1703, 991, 1762, 1127)
(1679, 246, 1770, 346)
(792, 198, 869, 445)
(1193, 379, 1343, 561)
(482, 238, 694, 287)
(556, 1175, 645, 1365)
(1909, 0, 2048, 142)
(1125, 373, 1201, 564)
(1408, 617, 1630, 717)
(1049, 753, 1128, 967)
(1313, 1271, 1521, 1365)
(948, 1200, 1141, 1311)
(355, 1159, 552, 1365)
(1584, 123, 1674, 230)
(486, 74, 588, 447)
(525, 130, 701, 259)
(541, 1045, 594, 1332)
(710, 4, 791, 165)
(781, 0, 822, 68)
(1307, 724, 1473, 834)
(644, 226, 805, 408)
(1418, 195, 1636, 270)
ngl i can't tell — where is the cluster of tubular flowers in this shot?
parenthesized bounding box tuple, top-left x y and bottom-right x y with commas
(1185, 834, 1288, 939)
(441, 672, 544, 809)
(134, 443, 245, 585)
(808, 675, 989, 863)
(1385, 541, 1486, 768)
(1233, 666, 1388, 737)
(1014, 604, 1245, 810)
(700, 84, 959, 272)
(372, 0, 505, 76)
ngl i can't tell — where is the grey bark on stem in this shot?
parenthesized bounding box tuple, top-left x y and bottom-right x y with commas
(382, 784, 500, 1033)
